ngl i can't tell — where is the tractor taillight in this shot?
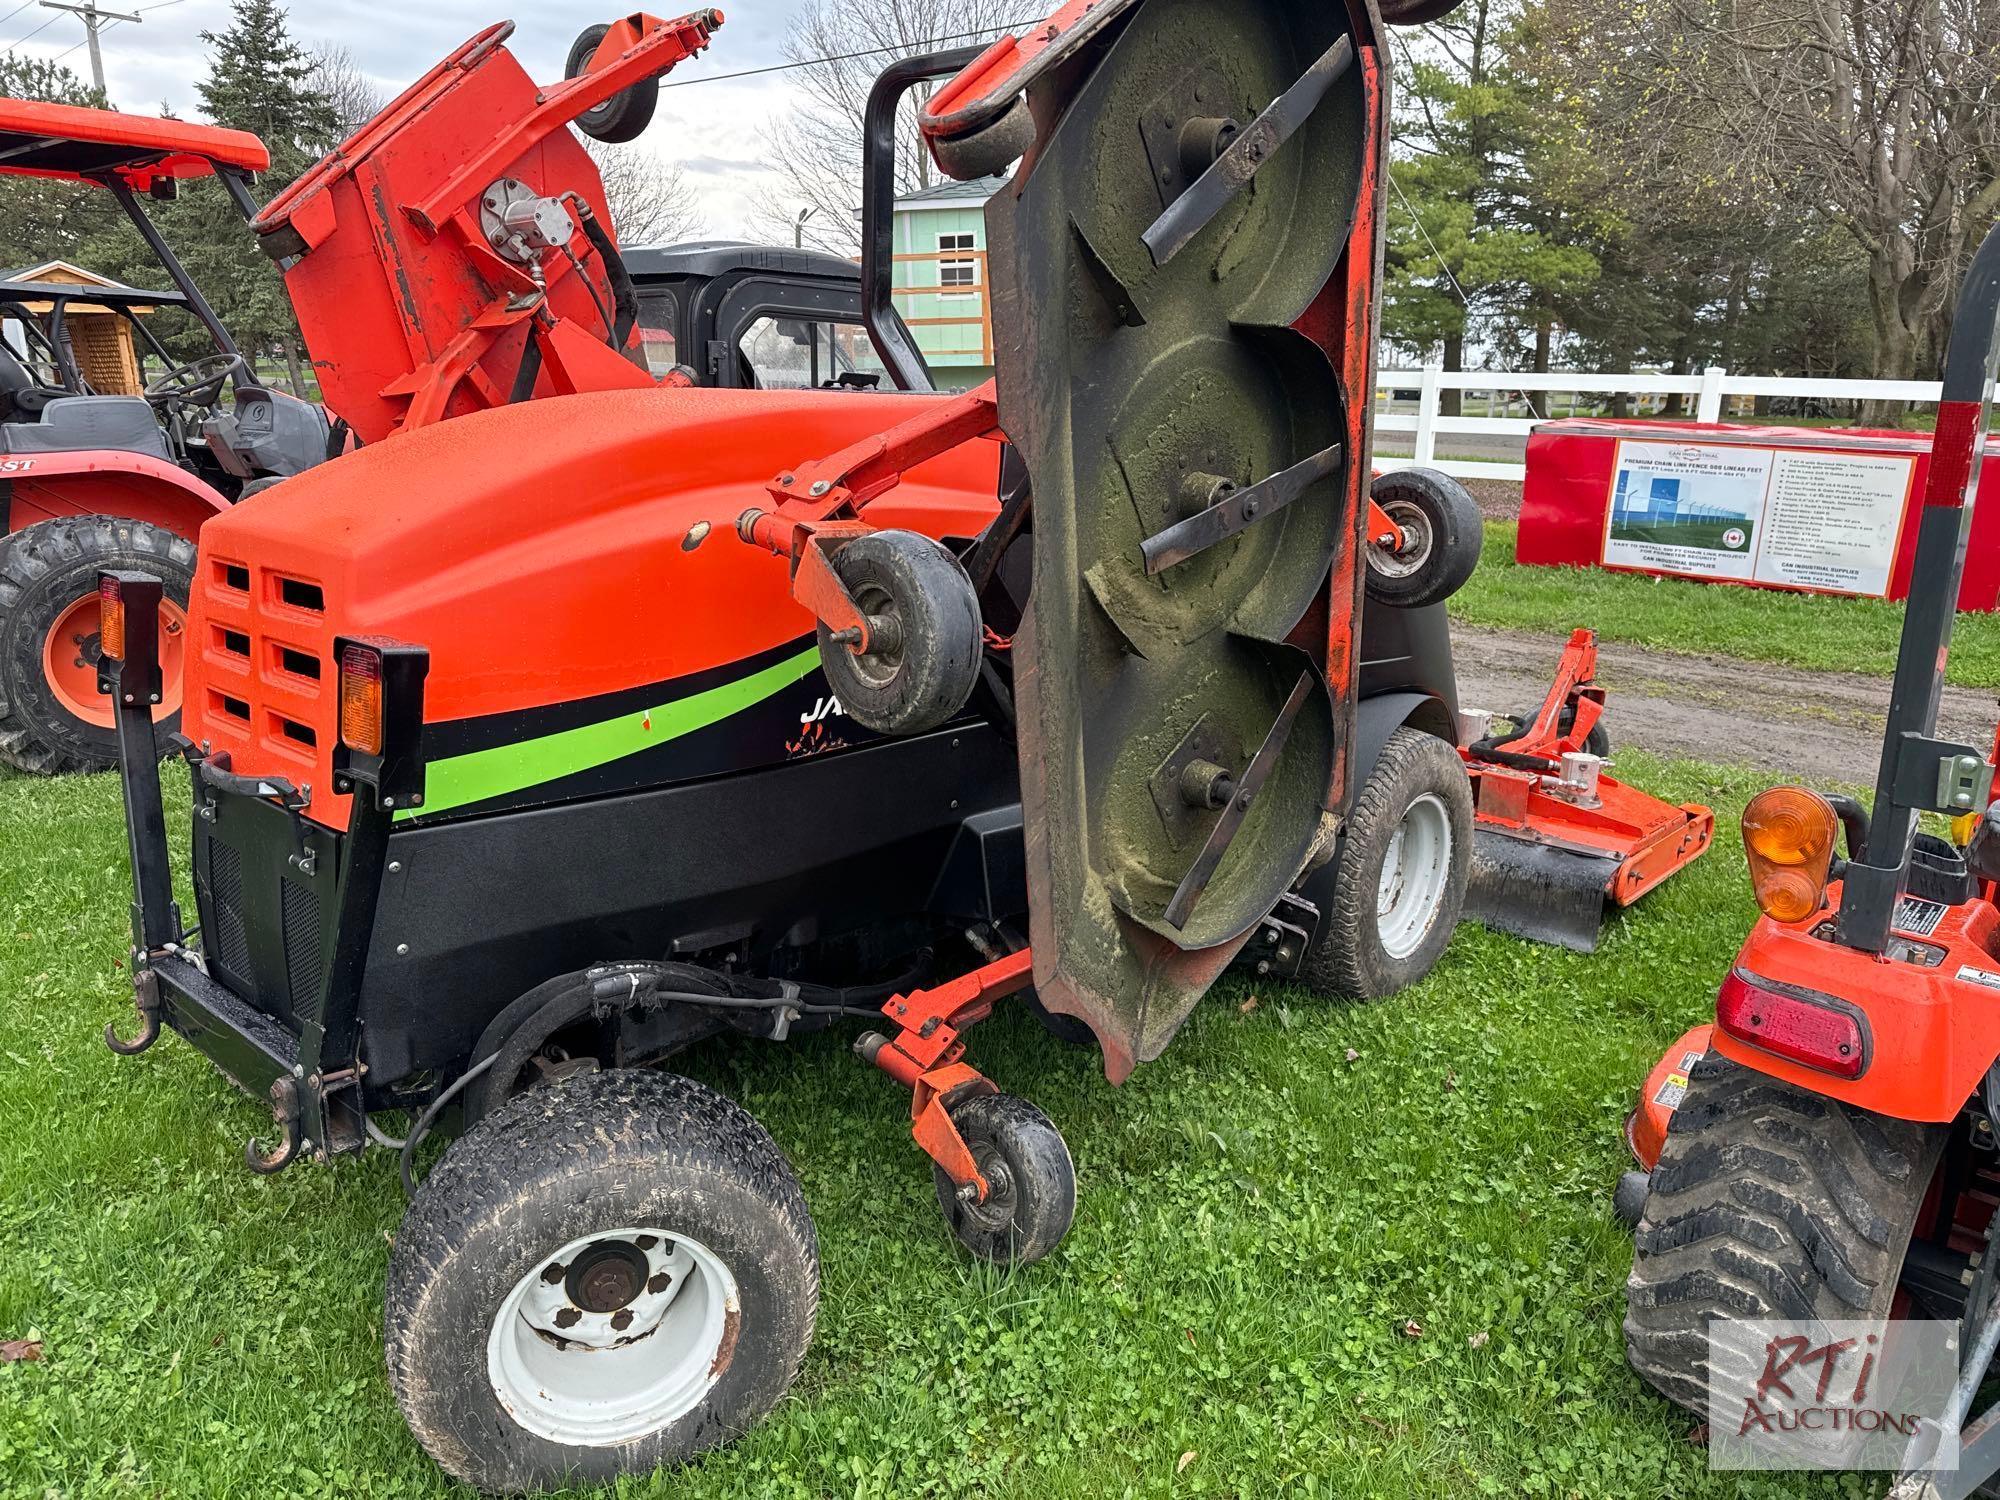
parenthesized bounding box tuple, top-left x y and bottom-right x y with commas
(1716, 969, 1867, 1080)
(1743, 787, 1838, 923)
(339, 643, 384, 754)
(99, 575, 126, 662)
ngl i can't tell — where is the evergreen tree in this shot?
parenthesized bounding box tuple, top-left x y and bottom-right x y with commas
(154, 0, 341, 386)
(0, 54, 127, 274)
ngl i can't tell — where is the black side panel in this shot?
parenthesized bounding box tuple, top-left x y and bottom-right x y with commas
(1357, 600, 1458, 717)
(359, 724, 1021, 1084)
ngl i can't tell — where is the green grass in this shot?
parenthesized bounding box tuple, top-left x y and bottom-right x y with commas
(0, 759, 1881, 1499)
(1453, 522, 2000, 688)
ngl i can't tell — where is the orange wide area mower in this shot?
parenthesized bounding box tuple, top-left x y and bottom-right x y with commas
(1620, 221, 2000, 1494)
(88, 3, 1700, 1492)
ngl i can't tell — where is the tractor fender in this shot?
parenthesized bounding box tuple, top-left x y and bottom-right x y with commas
(2, 449, 231, 544)
(1352, 689, 1458, 791)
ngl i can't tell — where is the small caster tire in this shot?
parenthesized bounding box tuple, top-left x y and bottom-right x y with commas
(933, 1092, 1075, 1266)
(818, 529, 982, 738)
(566, 23, 660, 143)
(929, 96, 1035, 182)
(1364, 468, 1483, 609)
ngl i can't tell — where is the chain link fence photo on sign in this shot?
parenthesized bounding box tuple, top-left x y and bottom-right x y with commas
(1707, 1319, 1958, 1472)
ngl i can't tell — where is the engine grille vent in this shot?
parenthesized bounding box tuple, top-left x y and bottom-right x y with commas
(208, 841, 252, 984)
(281, 880, 325, 1023)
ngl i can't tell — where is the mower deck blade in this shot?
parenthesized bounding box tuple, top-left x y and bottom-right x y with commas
(1466, 831, 1618, 954)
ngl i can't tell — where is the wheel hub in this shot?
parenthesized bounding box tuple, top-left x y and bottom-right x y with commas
(1370, 499, 1434, 579)
(1376, 792, 1453, 960)
(489, 1226, 741, 1447)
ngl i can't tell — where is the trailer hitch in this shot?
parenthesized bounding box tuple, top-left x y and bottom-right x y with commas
(245, 1076, 303, 1174)
(104, 964, 162, 1056)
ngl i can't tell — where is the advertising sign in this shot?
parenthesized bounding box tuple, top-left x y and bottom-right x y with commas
(1602, 440, 1917, 598)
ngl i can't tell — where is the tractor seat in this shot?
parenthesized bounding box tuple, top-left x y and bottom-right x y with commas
(0, 343, 64, 424)
(0, 395, 172, 463)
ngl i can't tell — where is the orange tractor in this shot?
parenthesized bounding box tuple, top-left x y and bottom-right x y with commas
(1621, 222, 2000, 1494)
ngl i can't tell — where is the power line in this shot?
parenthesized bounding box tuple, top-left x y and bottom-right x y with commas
(660, 18, 1041, 89)
(1388, 169, 1471, 309)
(4, 10, 61, 47)
(0, 1, 36, 31)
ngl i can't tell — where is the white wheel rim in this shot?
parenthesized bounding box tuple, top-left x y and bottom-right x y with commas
(1376, 792, 1453, 960)
(487, 1227, 740, 1448)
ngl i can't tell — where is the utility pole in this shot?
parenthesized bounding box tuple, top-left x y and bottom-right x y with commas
(39, 0, 142, 97)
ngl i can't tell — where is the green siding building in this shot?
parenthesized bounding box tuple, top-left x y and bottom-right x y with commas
(891, 176, 1002, 391)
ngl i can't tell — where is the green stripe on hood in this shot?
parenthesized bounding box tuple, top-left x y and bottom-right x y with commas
(404, 646, 823, 819)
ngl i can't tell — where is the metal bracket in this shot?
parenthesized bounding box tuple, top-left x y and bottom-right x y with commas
(1163, 672, 1315, 930)
(1893, 734, 1996, 813)
(1141, 34, 1355, 267)
(1141, 442, 1345, 575)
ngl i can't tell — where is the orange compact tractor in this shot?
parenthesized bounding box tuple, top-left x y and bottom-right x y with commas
(90, 3, 1696, 1491)
(1621, 223, 2000, 1494)
(0, 104, 335, 774)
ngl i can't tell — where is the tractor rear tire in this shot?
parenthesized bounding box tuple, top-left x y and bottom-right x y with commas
(1624, 1052, 1947, 1414)
(567, 24, 660, 144)
(1298, 726, 1472, 999)
(818, 530, 982, 738)
(0, 515, 194, 775)
(385, 1069, 818, 1492)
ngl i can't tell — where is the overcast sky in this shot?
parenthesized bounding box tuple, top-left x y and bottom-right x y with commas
(5, 1, 830, 237)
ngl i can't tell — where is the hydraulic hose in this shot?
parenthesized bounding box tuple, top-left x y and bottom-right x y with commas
(566, 194, 640, 350)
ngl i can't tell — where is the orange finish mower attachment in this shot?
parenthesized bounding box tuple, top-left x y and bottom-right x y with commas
(1621, 221, 2000, 1494)
(1462, 627, 1714, 951)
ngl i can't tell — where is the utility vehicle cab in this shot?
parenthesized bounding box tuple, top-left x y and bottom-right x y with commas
(627, 240, 918, 391)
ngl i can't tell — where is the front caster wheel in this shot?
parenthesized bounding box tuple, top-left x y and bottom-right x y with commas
(933, 1092, 1076, 1266)
(385, 1070, 818, 1493)
(1364, 468, 1483, 609)
(818, 529, 982, 738)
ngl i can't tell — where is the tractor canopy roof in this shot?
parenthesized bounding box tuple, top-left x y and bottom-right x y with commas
(0, 276, 186, 309)
(0, 98, 269, 190)
(624, 241, 865, 285)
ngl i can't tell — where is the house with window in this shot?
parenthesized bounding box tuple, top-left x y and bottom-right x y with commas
(890, 176, 1003, 392)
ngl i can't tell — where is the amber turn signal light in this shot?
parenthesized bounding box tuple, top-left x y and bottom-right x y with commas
(1742, 786, 1838, 923)
(98, 575, 126, 663)
(339, 642, 384, 755)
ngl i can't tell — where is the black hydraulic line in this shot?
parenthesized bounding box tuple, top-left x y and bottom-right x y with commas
(859, 46, 982, 391)
(569, 197, 640, 349)
(508, 333, 544, 404)
(398, 1052, 501, 1197)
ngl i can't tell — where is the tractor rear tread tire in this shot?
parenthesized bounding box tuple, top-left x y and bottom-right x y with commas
(0, 514, 194, 776)
(1624, 1052, 1946, 1415)
(385, 1069, 818, 1493)
(1299, 726, 1472, 1000)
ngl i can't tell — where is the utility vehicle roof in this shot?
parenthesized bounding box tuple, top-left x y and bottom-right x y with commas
(0, 98, 269, 190)
(624, 241, 863, 286)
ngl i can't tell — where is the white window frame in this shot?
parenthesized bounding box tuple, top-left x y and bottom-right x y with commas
(937, 232, 978, 296)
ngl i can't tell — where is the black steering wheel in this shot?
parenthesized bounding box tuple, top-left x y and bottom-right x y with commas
(145, 353, 247, 408)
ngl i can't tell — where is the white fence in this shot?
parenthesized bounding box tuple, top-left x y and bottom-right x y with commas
(1373, 367, 1946, 483)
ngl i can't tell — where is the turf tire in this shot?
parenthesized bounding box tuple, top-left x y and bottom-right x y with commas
(385, 1069, 819, 1492)
(1624, 1052, 1948, 1414)
(1298, 726, 1472, 999)
(0, 514, 194, 775)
